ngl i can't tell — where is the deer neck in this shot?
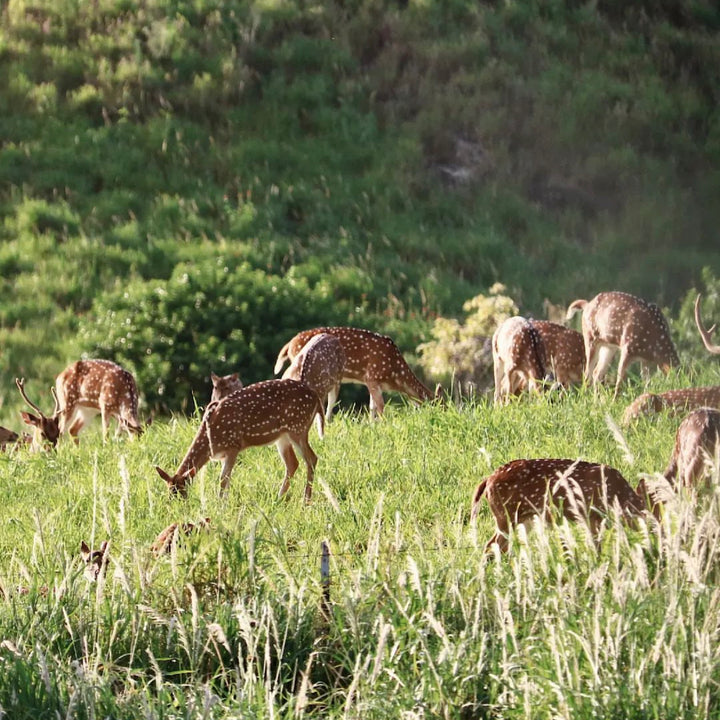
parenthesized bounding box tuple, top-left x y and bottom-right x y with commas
(176, 422, 212, 477)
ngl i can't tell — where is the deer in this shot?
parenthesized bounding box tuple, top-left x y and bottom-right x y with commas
(471, 458, 647, 552)
(281, 332, 346, 424)
(529, 320, 585, 387)
(622, 386, 720, 425)
(150, 517, 211, 555)
(0, 426, 31, 451)
(492, 316, 548, 403)
(273, 326, 434, 418)
(80, 540, 111, 582)
(663, 408, 720, 489)
(155, 378, 324, 502)
(566, 291, 678, 399)
(16, 360, 142, 445)
(210, 372, 243, 404)
(695, 293, 720, 355)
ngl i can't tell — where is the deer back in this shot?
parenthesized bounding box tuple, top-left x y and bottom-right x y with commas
(205, 378, 324, 454)
(581, 291, 678, 368)
(664, 408, 720, 488)
(474, 458, 645, 527)
(282, 333, 345, 399)
(530, 320, 584, 385)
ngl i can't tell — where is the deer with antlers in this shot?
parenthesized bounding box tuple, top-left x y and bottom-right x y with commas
(663, 408, 720, 489)
(471, 458, 648, 552)
(281, 332, 346, 424)
(695, 293, 720, 355)
(16, 360, 142, 445)
(492, 316, 549, 403)
(155, 378, 324, 502)
(566, 291, 678, 398)
(274, 326, 434, 418)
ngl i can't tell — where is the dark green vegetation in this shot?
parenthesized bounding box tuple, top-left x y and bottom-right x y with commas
(1, 0, 719, 416)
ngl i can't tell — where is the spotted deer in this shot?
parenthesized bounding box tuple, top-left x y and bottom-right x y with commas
(471, 458, 647, 552)
(210, 372, 243, 404)
(622, 386, 720, 425)
(16, 360, 142, 444)
(150, 517, 211, 555)
(695, 293, 720, 355)
(155, 378, 324, 502)
(492, 316, 548, 403)
(282, 333, 345, 424)
(0, 426, 31, 451)
(80, 540, 110, 582)
(566, 291, 678, 398)
(663, 408, 720, 488)
(529, 320, 585, 387)
(274, 326, 434, 418)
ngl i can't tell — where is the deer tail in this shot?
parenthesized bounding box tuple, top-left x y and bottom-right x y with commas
(470, 479, 488, 520)
(274, 341, 292, 375)
(565, 299, 587, 321)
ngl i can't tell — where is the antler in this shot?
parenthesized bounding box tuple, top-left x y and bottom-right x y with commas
(694, 294, 720, 354)
(15, 377, 46, 417)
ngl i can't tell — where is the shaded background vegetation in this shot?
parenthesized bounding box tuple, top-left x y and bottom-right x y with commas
(1, 0, 719, 415)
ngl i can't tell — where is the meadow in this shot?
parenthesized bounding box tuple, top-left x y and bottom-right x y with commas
(1, 364, 720, 719)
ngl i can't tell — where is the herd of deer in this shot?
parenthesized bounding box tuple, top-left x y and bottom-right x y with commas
(4, 290, 720, 560)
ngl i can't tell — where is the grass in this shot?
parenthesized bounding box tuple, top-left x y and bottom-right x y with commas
(0, 369, 719, 716)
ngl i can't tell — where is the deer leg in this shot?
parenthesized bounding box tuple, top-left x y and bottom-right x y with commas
(219, 450, 240, 495)
(593, 345, 616, 387)
(493, 357, 505, 404)
(290, 431, 318, 503)
(612, 346, 632, 399)
(325, 385, 340, 420)
(367, 382, 385, 418)
(276, 436, 299, 499)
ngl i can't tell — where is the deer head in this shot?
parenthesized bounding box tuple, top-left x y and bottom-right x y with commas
(80, 540, 110, 582)
(566, 291, 678, 399)
(274, 326, 434, 418)
(15, 377, 61, 447)
(282, 333, 346, 423)
(492, 316, 549, 404)
(210, 372, 243, 404)
(155, 378, 324, 502)
(471, 458, 647, 552)
(663, 408, 720, 488)
(695, 294, 720, 355)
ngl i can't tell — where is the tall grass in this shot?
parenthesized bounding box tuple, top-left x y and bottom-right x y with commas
(0, 372, 719, 717)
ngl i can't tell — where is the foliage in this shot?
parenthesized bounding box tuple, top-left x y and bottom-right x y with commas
(417, 283, 519, 396)
(78, 258, 347, 413)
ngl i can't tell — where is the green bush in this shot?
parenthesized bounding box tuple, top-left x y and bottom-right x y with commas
(78, 258, 346, 413)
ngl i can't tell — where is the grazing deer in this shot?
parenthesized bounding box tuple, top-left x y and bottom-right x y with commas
(695, 293, 720, 355)
(566, 291, 678, 398)
(471, 458, 647, 552)
(274, 326, 434, 418)
(663, 408, 720, 488)
(492, 316, 548, 403)
(622, 386, 720, 425)
(16, 360, 142, 444)
(155, 378, 324, 502)
(0, 426, 31, 451)
(210, 372, 243, 404)
(530, 320, 585, 387)
(282, 333, 346, 424)
(150, 517, 211, 555)
(80, 540, 110, 582)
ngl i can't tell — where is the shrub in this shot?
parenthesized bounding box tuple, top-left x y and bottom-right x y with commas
(77, 258, 346, 413)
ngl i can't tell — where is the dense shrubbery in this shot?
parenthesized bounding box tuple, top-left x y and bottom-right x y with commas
(78, 258, 348, 413)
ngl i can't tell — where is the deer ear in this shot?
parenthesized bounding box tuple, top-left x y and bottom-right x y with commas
(80, 541, 90, 560)
(155, 466, 173, 484)
(210, 372, 219, 383)
(20, 411, 40, 427)
(229, 373, 239, 382)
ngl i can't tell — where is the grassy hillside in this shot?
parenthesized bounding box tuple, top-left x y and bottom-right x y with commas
(1, 0, 720, 418)
(0, 370, 719, 717)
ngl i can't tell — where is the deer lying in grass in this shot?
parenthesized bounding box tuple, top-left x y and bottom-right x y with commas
(274, 326, 434, 418)
(16, 360, 142, 445)
(150, 517, 211, 555)
(155, 378, 324, 502)
(80, 540, 111, 582)
(0, 426, 31, 451)
(492, 316, 548, 403)
(471, 458, 647, 552)
(282, 332, 345, 424)
(210, 372, 243, 404)
(566, 291, 678, 398)
(663, 408, 720, 488)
